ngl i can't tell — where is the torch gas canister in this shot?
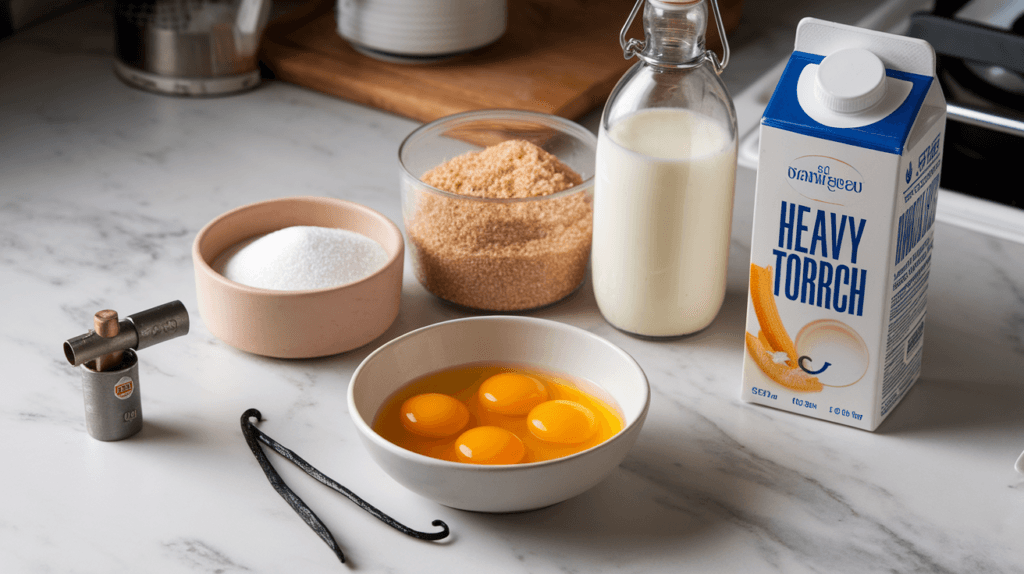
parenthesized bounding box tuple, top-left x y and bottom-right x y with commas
(64, 301, 189, 441)
(80, 349, 143, 441)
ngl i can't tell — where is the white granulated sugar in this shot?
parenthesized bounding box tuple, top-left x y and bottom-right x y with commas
(217, 226, 388, 291)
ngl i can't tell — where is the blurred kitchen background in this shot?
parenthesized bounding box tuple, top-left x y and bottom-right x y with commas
(1, 0, 79, 35)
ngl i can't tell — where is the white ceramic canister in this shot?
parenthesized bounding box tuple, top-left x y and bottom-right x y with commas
(337, 0, 507, 61)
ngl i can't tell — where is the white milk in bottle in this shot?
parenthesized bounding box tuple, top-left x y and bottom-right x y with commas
(593, 0, 738, 337)
(593, 109, 737, 335)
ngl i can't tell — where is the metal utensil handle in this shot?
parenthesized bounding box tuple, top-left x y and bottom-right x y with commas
(63, 300, 189, 366)
(709, 0, 730, 73)
(619, 0, 731, 74)
(619, 0, 647, 60)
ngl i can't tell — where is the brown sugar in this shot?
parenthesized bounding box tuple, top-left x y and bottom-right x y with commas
(421, 140, 583, 199)
(407, 140, 593, 311)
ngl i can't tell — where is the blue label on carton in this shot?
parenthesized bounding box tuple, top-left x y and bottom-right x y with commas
(762, 52, 933, 155)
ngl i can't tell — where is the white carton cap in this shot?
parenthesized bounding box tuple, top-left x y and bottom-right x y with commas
(814, 48, 888, 113)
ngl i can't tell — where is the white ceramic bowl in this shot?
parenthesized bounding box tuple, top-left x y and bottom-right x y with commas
(348, 316, 650, 513)
(337, 0, 507, 60)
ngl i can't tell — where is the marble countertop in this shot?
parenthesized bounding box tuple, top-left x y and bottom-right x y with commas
(3, 2, 1024, 572)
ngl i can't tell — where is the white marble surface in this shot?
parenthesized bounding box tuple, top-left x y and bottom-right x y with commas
(2, 2, 1024, 572)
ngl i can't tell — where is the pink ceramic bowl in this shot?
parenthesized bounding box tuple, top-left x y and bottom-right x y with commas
(192, 196, 404, 358)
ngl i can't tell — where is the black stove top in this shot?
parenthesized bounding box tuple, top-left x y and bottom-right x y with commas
(908, 0, 1024, 209)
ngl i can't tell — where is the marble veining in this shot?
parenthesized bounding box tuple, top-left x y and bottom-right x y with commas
(164, 538, 252, 572)
(2, 1, 1023, 573)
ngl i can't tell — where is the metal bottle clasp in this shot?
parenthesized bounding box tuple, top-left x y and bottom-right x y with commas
(619, 0, 731, 74)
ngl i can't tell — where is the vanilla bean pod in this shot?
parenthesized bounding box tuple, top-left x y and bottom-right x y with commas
(241, 408, 450, 564)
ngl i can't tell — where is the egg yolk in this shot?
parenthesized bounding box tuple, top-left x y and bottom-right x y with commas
(527, 400, 596, 444)
(454, 426, 525, 465)
(478, 372, 550, 416)
(400, 393, 470, 438)
(374, 364, 624, 465)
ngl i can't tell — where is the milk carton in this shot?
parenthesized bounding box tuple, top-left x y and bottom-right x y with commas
(740, 19, 945, 431)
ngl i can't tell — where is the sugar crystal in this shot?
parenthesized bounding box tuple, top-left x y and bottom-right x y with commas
(215, 226, 388, 291)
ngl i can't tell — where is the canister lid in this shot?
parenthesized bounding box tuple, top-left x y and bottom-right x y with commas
(814, 48, 887, 113)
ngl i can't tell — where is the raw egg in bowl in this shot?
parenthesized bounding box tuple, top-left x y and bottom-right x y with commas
(348, 316, 650, 513)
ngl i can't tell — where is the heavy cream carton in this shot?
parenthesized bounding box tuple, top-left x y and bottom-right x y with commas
(741, 19, 945, 431)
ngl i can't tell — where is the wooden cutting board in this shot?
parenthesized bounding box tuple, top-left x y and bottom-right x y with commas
(259, 0, 743, 123)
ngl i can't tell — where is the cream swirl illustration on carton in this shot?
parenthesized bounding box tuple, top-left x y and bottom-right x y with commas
(741, 19, 946, 431)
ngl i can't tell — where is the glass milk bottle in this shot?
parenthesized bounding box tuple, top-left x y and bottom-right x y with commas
(593, 0, 738, 337)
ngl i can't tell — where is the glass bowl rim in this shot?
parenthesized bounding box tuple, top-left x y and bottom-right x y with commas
(398, 109, 598, 205)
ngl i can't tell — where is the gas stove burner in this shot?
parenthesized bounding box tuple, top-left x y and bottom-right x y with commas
(906, 0, 1024, 210)
(964, 62, 1024, 97)
(909, 0, 1024, 106)
(941, 57, 1024, 112)
(961, 6, 1024, 96)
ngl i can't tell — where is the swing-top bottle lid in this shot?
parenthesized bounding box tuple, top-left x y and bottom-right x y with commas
(643, 1, 706, 65)
(620, 0, 730, 72)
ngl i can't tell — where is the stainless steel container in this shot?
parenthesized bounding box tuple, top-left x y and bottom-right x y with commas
(114, 0, 271, 96)
(80, 350, 143, 441)
(64, 302, 190, 441)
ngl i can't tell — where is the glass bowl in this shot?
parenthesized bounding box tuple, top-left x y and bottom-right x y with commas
(399, 109, 597, 312)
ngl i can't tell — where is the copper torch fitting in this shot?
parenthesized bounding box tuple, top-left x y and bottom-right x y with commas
(92, 310, 124, 371)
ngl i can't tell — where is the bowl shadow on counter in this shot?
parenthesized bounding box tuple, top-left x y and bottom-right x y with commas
(453, 430, 759, 558)
(210, 271, 609, 411)
(235, 280, 467, 371)
(227, 274, 603, 399)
